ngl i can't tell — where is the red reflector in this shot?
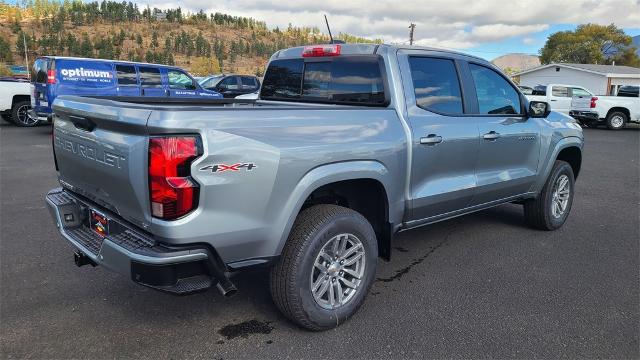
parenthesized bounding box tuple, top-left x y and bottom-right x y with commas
(590, 97, 598, 108)
(149, 136, 201, 220)
(47, 69, 56, 84)
(302, 44, 341, 57)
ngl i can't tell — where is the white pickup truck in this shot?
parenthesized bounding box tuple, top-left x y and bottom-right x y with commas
(569, 85, 640, 130)
(526, 84, 593, 115)
(0, 78, 37, 127)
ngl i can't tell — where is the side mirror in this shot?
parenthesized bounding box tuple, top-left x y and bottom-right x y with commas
(529, 101, 550, 118)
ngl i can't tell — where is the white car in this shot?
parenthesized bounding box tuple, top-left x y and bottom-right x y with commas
(570, 85, 640, 130)
(0, 78, 37, 127)
(525, 84, 593, 115)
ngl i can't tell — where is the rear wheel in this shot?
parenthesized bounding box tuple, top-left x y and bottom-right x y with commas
(270, 204, 377, 331)
(606, 111, 627, 130)
(11, 101, 38, 127)
(524, 160, 575, 230)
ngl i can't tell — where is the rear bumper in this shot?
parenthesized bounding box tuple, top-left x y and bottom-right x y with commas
(569, 110, 601, 123)
(45, 188, 235, 295)
(29, 109, 52, 123)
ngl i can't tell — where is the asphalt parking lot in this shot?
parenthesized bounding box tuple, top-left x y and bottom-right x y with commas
(1, 120, 638, 359)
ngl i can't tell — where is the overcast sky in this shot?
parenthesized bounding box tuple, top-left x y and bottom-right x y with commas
(145, 0, 640, 59)
(9, 0, 640, 59)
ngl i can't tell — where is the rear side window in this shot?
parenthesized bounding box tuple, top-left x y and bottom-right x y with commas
(618, 86, 639, 97)
(551, 86, 569, 97)
(139, 67, 161, 88)
(408, 57, 463, 114)
(116, 65, 137, 86)
(469, 64, 521, 115)
(261, 56, 387, 106)
(167, 70, 196, 90)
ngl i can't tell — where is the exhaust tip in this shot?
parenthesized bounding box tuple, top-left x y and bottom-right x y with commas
(216, 281, 238, 297)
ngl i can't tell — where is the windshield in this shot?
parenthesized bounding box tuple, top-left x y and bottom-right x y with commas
(199, 76, 223, 89)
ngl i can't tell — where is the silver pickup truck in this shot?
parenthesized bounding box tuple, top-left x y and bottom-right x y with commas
(46, 43, 584, 330)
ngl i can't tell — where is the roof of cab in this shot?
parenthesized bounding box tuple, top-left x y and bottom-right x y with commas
(272, 43, 488, 63)
(37, 56, 183, 69)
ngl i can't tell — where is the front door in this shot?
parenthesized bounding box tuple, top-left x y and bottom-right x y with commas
(400, 53, 480, 221)
(166, 69, 198, 98)
(465, 63, 541, 205)
(548, 85, 572, 114)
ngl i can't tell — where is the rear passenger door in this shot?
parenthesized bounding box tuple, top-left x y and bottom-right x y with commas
(138, 66, 166, 97)
(115, 64, 140, 96)
(465, 62, 541, 205)
(399, 51, 480, 222)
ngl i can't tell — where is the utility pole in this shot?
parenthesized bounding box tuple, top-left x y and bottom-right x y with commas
(408, 23, 416, 45)
(23, 32, 29, 80)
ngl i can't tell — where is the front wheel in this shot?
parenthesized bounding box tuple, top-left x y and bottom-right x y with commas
(270, 204, 377, 331)
(606, 111, 627, 130)
(11, 101, 38, 127)
(524, 160, 575, 230)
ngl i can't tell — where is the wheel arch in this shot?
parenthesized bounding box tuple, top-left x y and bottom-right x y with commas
(606, 107, 630, 120)
(12, 95, 30, 108)
(275, 161, 396, 261)
(535, 137, 583, 193)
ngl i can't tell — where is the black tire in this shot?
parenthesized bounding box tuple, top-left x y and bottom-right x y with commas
(270, 204, 377, 331)
(524, 160, 575, 230)
(606, 111, 627, 130)
(11, 101, 37, 127)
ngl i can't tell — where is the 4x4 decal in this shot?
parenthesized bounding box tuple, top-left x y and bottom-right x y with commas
(200, 163, 257, 173)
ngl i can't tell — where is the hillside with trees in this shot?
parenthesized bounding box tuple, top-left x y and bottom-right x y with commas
(0, 0, 382, 76)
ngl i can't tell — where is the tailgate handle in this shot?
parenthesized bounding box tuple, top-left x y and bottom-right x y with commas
(69, 115, 96, 132)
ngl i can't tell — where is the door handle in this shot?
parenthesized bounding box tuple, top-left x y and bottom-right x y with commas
(550, 99, 557, 101)
(483, 131, 500, 140)
(420, 134, 443, 145)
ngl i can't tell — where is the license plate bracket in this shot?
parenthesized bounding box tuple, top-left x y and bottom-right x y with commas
(89, 209, 109, 237)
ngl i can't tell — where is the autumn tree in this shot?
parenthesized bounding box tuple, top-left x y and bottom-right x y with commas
(190, 56, 221, 76)
(540, 24, 640, 67)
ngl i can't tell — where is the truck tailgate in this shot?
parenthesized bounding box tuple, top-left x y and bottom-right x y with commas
(52, 96, 152, 228)
(571, 96, 591, 111)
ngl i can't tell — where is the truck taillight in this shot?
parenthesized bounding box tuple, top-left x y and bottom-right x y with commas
(590, 97, 598, 108)
(148, 136, 201, 220)
(302, 44, 341, 57)
(47, 69, 56, 84)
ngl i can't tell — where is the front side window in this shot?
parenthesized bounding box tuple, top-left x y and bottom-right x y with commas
(139, 67, 162, 88)
(168, 70, 196, 90)
(116, 65, 137, 86)
(408, 57, 463, 114)
(469, 64, 521, 115)
(218, 76, 239, 90)
(551, 86, 569, 97)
